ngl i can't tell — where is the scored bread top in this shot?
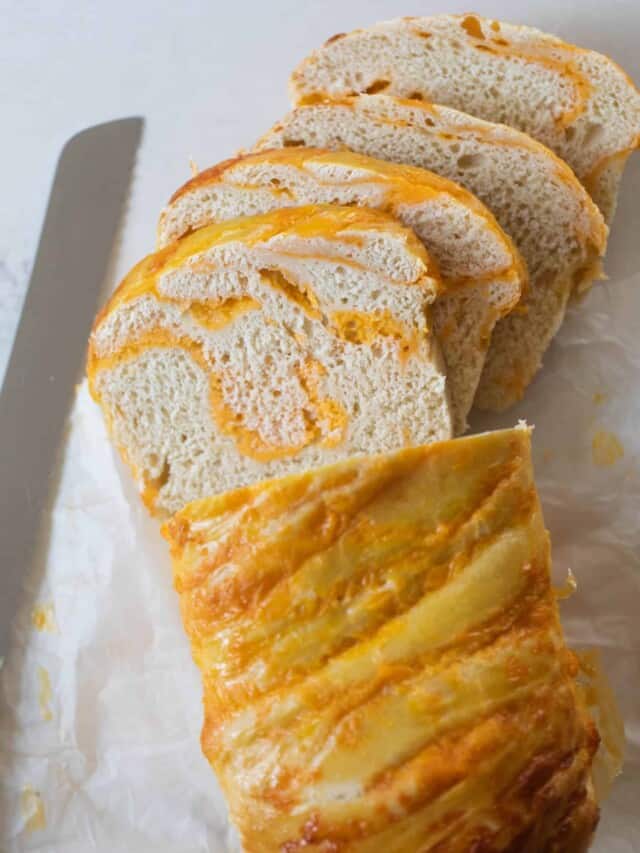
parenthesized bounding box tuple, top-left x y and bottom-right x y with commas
(158, 147, 528, 431)
(289, 13, 640, 220)
(255, 95, 607, 410)
(163, 426, 599, 852)
(88, 204, 451, 516)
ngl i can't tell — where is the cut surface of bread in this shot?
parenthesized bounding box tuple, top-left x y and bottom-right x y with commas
(88, 204, 451, 517)
(158, 147, 526, 432)
(290, 13, 640, 222)
(163, 426, 600, 853)
(255, 95, 607, 410)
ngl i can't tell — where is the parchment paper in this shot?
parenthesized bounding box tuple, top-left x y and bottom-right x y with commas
(1, 155, 639, 853)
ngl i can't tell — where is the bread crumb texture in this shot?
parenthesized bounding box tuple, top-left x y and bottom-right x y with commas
(88, 205, 452, 515)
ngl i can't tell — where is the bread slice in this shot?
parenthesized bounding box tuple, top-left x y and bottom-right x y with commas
(163, 426, 600, 853)
(255, 95, 607, 410)
(158, 147, 526, 432)
(88, 204, 451, 517)
(289, 13, 640, 222)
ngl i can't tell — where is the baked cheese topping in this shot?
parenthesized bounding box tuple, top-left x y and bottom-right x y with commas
(163, 427, 599, 852)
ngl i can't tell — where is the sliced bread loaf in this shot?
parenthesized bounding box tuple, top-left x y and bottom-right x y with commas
(158, 147, 526, 432)
(88, 205, 451, 516)
(290, 14, 640, 221)
(254, 95, 607, 410)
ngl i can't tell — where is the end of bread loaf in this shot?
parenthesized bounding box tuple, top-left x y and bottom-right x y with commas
(88, 205, 452, 516)
(164, 427, 600, 852)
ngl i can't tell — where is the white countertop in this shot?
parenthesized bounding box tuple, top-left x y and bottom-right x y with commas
(1, 0, 639, 382)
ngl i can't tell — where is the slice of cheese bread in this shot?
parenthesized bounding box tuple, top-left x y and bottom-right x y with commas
(163, 426, 600, 853)
(290, 14, 640, 222)
(255, 95, 607, 411)
(88, 204, 451, 517)
(158, 147, 526, 432)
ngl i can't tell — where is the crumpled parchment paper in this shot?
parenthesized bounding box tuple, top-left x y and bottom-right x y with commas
(1, 158, 639, 853)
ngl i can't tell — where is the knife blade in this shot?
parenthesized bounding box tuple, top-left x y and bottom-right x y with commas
(0, 118, 144, 662)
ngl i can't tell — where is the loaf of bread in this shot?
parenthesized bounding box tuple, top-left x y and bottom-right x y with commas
(88, 205, 451, 516)
(163, 426, 600, 853)
(255, 95, 607, 410)
(158, 147, 526, 431)
(290, 14, 640, 222)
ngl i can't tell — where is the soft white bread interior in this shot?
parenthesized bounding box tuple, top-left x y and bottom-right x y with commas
(158, 147, 526, 432)
(289, 13, 640, 222)
(255, 95, 607, 410)
(88, 205, 451, 517)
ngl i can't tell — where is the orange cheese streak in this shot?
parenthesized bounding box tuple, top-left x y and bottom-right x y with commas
(331, 309, 421, 360)
(187, 295, 260, 330)
(89, 206, 438, 501)
(89, 328, 346, 464)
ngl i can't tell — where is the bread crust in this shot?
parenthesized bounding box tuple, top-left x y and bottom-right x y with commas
(163, 428, 600, 852)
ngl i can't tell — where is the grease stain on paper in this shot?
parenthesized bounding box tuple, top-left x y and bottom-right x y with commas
(21, 786, 46, 832)
(37, 667, 53, 721)
(31, 603, 57, 633)
(592, 429, 624, 467)
(592, 391, 608, 406)
(576, 650, 625, 800)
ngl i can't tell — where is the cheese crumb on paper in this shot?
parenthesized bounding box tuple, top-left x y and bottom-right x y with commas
(592, 429, 624, 467)
(37, 666, 53, 721)
(31, 603, 57, 633)
(21, 786, 46, 832)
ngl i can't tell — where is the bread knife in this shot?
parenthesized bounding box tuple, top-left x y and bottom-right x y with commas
(0, 118, 144, 664)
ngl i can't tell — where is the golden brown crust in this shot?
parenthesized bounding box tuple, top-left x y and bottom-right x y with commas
(163, 428, 599, 851)
(167, 154, 246, 205)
